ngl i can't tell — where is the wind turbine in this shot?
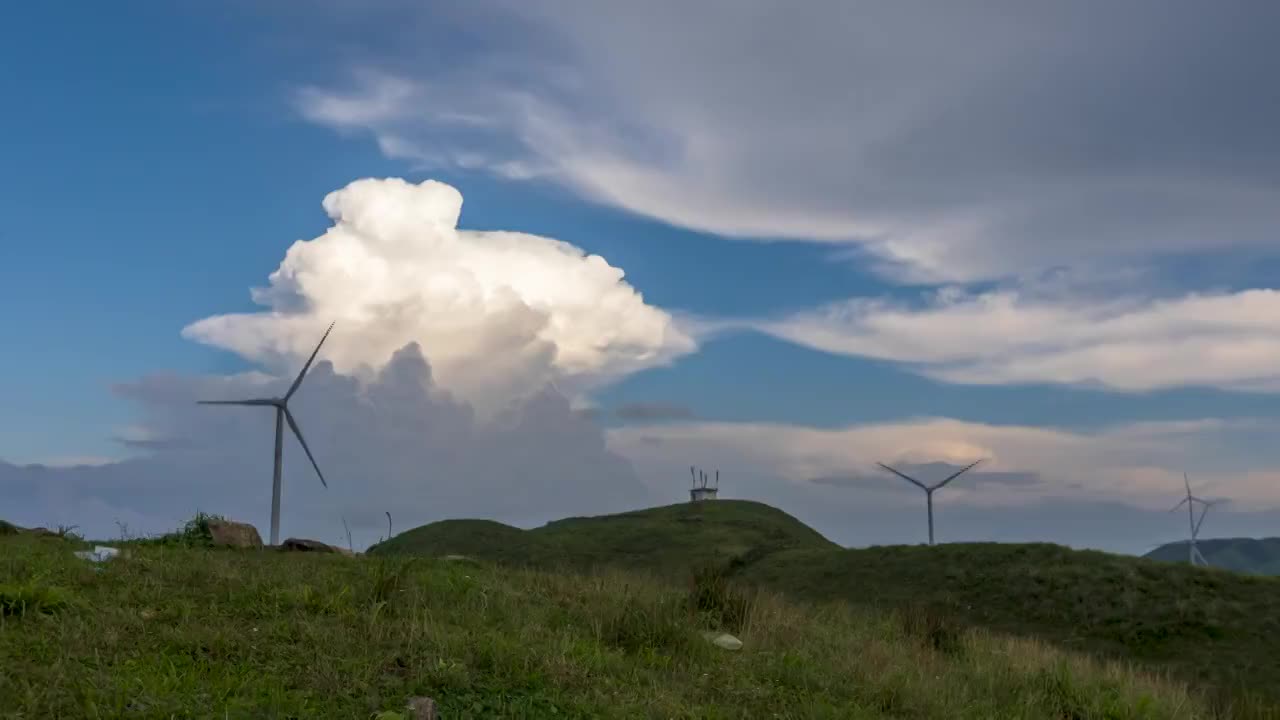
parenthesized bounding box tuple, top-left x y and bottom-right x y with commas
(1170, 472, 1219, 567)
(198, 322, 334, 545)
(877, 459, 984, 545)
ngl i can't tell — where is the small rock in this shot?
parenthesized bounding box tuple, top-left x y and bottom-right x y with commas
(206, 519, 263, 549)
(406, 696, 438, 720)
(701, 631, 743, 651)
(441, 554, 475, 563)
(74, 545, 122, 563)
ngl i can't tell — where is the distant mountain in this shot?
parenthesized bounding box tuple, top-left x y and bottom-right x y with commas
(1144, 537, 1280, 575)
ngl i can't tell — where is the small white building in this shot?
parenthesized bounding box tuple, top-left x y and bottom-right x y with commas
(689, 467, 720, 502)
(690, 485, 719, 502)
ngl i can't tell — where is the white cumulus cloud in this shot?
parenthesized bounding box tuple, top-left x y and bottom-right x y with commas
(182, 177, 696, 415)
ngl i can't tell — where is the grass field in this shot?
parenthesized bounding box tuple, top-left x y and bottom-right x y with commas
(366, 500, 1280, 715)
(0, 527, 1250, 719)
(737, 543, 1280, 713)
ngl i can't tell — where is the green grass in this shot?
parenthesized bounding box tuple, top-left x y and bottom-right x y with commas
(0, 529, 1240, 718)
(370, 500, 838, 576)
(737, 543, 1280, 713)
(371, 501, 1280, 714)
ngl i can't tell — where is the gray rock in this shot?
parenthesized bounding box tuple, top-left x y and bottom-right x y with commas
(406, 696, 439, 719)
(279, 537, 348, 554)
(206, 519, 263, 549)
(701, 631, 744, 650)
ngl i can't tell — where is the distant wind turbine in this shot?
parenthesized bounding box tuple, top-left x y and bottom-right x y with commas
(1169, 472, 1219, 567)
(197, 322, 334, 545)
(877, 459, 984, 545)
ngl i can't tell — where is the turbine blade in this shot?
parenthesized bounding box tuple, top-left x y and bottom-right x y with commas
(932, 458, 984, 490)
(196, 398, 276, 406)
(876, 462, 928, 491)
(1184, 472, 1192, 497)
(285, 321, 335, 401)
(1168, 498, 1189, 512)
(284, 407, 327, 488)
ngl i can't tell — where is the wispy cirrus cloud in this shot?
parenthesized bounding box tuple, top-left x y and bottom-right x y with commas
(287, 0, 1280, 285)
(754, 287, 1280, 392)
(608, 415, 1280, 509)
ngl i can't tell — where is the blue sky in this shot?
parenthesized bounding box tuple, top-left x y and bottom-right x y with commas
(4, 2, 1280, 552)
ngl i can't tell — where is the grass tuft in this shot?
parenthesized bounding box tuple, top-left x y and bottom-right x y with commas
(0, 579, 76, 617)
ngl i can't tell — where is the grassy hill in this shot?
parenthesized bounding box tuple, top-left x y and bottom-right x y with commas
(373, 501, 1280, 713)
(0, 528, 1248, 718)
(1146, 537, 1280, 575)
(736, 543, 1280, 711)
(370, 500, 838, 576)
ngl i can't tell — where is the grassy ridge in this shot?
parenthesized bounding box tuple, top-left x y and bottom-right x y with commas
(0, 531, 1235, 719)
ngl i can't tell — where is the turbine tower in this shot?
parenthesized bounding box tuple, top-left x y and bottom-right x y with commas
(877, 459, 983, 545)
(197, 322, 334, 545)
(1170, 472, 1218, 567)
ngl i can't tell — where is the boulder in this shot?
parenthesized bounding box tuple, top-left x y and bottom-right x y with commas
(206, 519, 263, 549)
(280, 537, 343, 553)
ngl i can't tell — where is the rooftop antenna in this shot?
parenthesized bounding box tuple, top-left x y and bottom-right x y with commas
(877, 459, 983, 545)
(1170, 472, 1219, 567)
(197, 321, 334, 546)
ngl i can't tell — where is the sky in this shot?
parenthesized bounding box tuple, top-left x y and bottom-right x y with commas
(3, 1, 1280, 553)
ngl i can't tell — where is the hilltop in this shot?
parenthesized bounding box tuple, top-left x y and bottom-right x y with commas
(1146, 537, 1280, 575)
(0, 527, 1245, 718)
(373, 501, 1280, 712)
(370, 499, 838, 575)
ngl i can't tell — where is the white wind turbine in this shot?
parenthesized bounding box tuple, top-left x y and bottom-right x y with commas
(197, 322, 334, 545)
(877, 459, 984, 546)
(1169, 472, 1219, 567)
